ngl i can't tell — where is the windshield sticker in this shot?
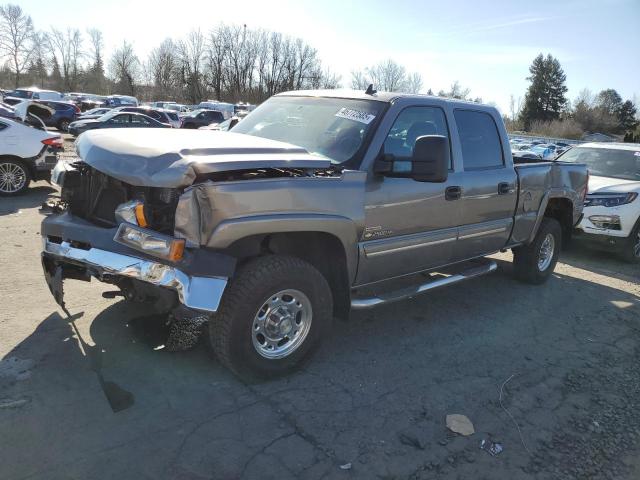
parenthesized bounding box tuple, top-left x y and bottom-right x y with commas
(335, 108, 376, 125)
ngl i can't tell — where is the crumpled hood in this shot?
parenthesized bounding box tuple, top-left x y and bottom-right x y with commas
(76, 128, 331, 188)
(13, 100, 54, 121)
(588, 175, 640, 194)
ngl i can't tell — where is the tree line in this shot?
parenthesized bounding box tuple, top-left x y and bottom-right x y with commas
(1, 3, 637, 141)
(507, 53, 639, 141)
(0, 4, 341, 104)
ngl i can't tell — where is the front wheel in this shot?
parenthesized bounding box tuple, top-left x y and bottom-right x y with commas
(512, 217, 562, 284)
(620, 219, 640, 263)
(0, 159, 31, 196)
(209, 255, 333, 380)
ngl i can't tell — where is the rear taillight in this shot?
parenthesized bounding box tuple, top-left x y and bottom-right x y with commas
(74, 106, 81, 114)
(42, 137, 63, 148)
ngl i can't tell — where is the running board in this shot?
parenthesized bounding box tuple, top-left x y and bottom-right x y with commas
(350, 260, 497, 310)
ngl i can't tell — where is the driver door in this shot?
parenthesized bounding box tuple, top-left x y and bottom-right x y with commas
(356, 106, 462, 285)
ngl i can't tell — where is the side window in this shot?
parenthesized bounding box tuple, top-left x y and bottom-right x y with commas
(110, 114, 129, 124)
(383, 106, 450, 165)
(454, 110, 504, 169)
(132, 115, 150, 125)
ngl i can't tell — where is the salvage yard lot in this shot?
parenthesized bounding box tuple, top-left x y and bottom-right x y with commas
(1, 185, 639, 480)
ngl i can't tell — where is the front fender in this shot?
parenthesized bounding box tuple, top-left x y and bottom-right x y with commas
(206, 214, 360, 283)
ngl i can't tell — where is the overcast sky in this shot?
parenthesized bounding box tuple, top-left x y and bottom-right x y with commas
(19, 0, 640, 112)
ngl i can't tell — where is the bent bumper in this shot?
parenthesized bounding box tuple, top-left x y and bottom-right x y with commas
(42, 238, 227, 312)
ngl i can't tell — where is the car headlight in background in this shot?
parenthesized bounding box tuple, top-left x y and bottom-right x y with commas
(585, 192, 638, 208)
(115, 200, 148, 227)
(114, 223, 185, 262)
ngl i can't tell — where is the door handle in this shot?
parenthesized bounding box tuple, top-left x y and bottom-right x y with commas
(445, 186, 462, 201)
(498, 182, 514, 195)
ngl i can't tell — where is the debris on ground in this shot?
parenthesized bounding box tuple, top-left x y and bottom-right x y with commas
(164, 308, 208, 351)
(480, 439, 503, 456)
(446, 414, 475, 436)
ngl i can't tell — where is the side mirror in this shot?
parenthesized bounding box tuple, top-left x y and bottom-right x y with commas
(374, 135, 449, 183)
(411, 135, 449, 182)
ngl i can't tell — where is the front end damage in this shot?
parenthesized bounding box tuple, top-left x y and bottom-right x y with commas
(41, 162, 235, 349)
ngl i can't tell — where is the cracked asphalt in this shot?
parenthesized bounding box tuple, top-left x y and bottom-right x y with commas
(1, 182, 639, 480)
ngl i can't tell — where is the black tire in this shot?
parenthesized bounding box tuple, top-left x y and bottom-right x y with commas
(620, 218, 640, 263)
(209, 255, 333, 380)
(58, 119, 70, 132)
(183, 123, 196, 129)
(512, 217, 562, 284)
(0, 159, 31, 196)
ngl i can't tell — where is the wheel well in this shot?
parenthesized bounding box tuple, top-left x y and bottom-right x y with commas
(227, 232, 351, 320)
(544, 198, 573, 241)
(0, 155, 33, 177)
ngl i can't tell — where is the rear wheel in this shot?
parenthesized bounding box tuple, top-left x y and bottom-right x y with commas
(621, 219, 640, 263)
(0, 159, 31, 196)
(512, 217, 562, 284)
(209, 255, 333, 380)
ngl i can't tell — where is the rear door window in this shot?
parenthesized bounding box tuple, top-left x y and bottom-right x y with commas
(454, 110, 504, 169)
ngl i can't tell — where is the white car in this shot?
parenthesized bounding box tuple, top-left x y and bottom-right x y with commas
(0, 101, 63, 196)
(559, 142, 640, 262)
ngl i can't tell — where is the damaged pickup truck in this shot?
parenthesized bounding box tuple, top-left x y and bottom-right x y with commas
(41, 90, 588, 378)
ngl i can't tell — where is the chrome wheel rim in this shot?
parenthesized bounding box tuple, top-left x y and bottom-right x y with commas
(251, 289, 312, 359)
(0, 163, 26, 193)
(538, 233, 555, 271)
(633, 230, 640, 258)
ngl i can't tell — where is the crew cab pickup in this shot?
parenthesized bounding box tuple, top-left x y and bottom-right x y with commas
(41, 90, 588, 378)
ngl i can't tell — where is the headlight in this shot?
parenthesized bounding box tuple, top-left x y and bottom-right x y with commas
(115, 200, 148, 227)
(114, 223, 185, 261)
(585, 192, 638, 208)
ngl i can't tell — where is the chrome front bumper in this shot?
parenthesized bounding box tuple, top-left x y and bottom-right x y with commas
(43, 239, 227, 312)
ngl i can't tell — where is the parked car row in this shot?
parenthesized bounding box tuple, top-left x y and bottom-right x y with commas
(510, 138, 572, 160)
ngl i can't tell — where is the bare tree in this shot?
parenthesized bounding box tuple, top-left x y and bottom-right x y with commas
(351, 60, 420, 93)
(206, 26, 229, 101)
(149, 38, 179, 99)
(0, 4, 34, 87)
(109, 41, 139, 95)
(48, 27, 83, 91)
(85, 28, 105, 92)
(405, 72, 423, 94)
(177, 30, 207, 103)
(438, 81, 471, 100)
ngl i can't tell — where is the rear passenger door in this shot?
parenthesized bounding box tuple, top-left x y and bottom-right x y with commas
(452, 109, 517, 260)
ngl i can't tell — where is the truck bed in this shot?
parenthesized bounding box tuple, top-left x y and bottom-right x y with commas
(510, 161, 587, 245)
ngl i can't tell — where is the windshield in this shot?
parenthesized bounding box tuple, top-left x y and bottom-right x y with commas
(559, 146, 640, 180)
(232, 96, 384, 164)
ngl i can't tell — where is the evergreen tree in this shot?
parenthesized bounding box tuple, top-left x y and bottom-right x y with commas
(618, 100, 638, 132)
(50, 55, 63, 90)
(520, 54, 568, 129)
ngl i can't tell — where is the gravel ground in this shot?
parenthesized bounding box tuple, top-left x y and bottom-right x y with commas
(0, 174, 639, 479)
